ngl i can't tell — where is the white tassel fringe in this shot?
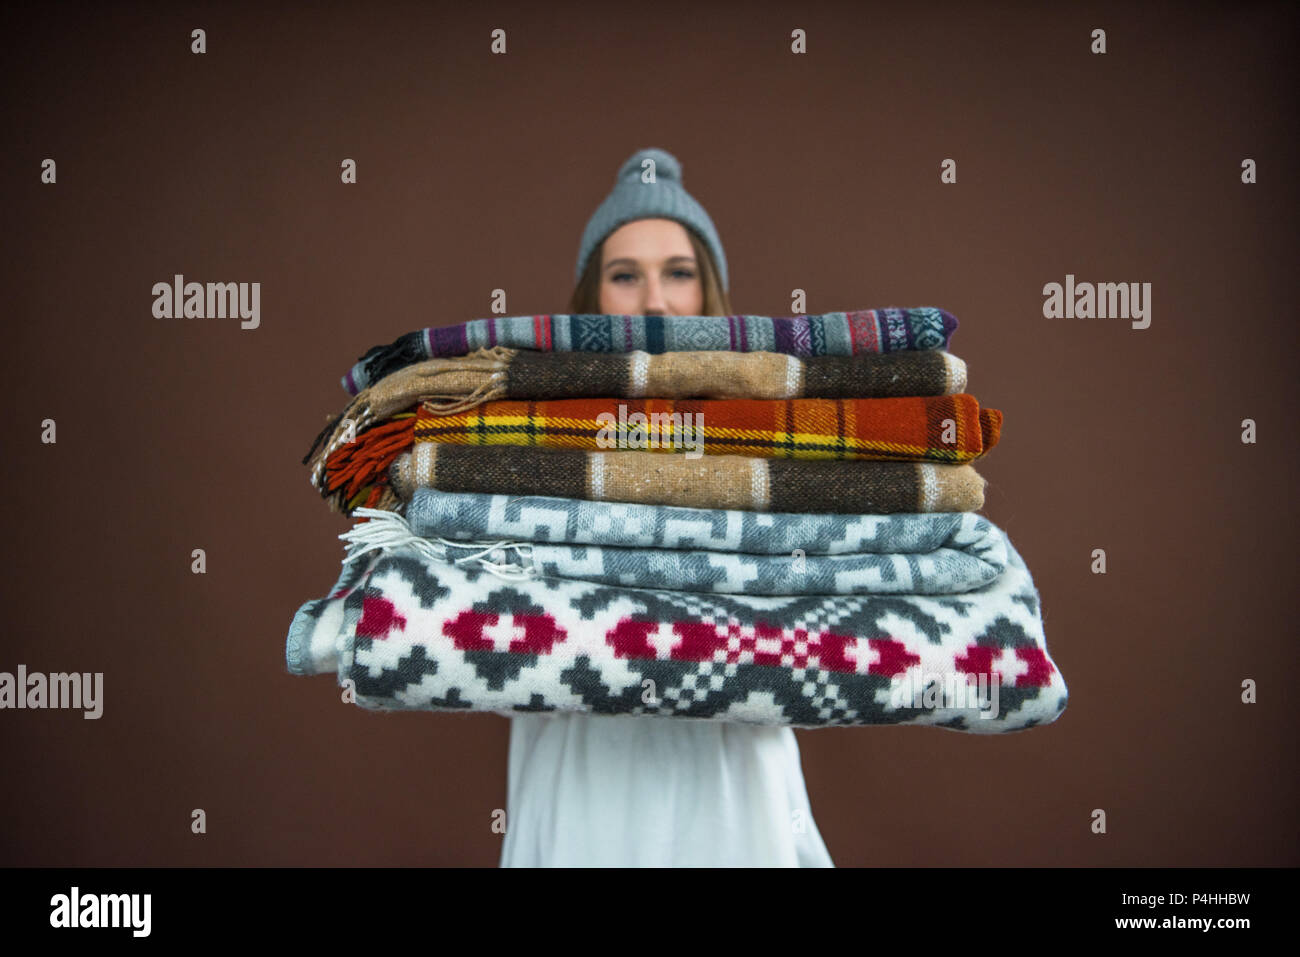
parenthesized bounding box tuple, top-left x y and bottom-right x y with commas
(342, 507, 539, 581)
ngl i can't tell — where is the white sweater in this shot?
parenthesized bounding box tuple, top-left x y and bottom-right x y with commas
(499, 712, 834, 867)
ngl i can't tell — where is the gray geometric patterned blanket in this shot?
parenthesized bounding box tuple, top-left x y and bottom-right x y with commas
(357, 492, 1011, 596)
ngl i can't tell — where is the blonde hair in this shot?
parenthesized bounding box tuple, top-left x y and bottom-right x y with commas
(568, 227, 733, 316)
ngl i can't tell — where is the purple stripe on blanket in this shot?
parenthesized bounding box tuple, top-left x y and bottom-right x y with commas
(772, 314, 800, 355)
(430, 324, 468, 358)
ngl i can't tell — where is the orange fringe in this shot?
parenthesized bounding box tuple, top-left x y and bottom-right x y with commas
(323, 412, 417, 501)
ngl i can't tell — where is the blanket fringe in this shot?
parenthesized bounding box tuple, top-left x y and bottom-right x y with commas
(418, 375, 508, 415)
(358, 330, 427, 395)
(302, 410, 345, 466)
(343, 507, 538, 581)
(306, 401, 377, 486)
(306, 347, 513, 481)
(345, 483, 400, 517)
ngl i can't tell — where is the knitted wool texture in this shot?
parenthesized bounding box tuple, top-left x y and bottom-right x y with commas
(302, 346, 969, 479)
(386, 445, 987, 515)
(342, 307, 959, 395)
(284, 529, 1067, 732)
(377, 493, 1009, 595)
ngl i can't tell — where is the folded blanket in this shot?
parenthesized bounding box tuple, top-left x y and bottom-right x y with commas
(303, 346, 970, 474)
(406, 488, 997, 556)
(315, 395, 1002, 502)
(343, 307, 960, 395)
(414, 396, 1002, 461)
(285, 528, 1067, 732)
(344, 497, 1008, 595)
(383, 444, 987, 515)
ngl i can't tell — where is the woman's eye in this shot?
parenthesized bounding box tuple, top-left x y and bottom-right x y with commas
(610, 270, 693, 282)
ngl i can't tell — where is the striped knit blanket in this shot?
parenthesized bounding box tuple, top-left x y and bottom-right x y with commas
(314, 396, 1002, 509)
(303, 346, 969, 476)
(384, 445, 986, 515)
(342, 307, 959, 395)
(285, 524, 1066, 732)
(356, 492, 1009, 596)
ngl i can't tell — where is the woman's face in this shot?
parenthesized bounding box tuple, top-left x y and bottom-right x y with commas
(597, 218, 704, 316)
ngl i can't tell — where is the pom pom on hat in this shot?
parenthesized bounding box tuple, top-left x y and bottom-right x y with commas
(615, 147, 682, 184)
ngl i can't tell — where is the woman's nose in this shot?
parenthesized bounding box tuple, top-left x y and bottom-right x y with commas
(642, 277, 667, 314)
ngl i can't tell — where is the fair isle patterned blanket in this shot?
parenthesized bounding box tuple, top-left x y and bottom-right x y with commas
(286, 534, 1067, 732)
(371, 492, 1011, 596)
(343, 307, 959, 395)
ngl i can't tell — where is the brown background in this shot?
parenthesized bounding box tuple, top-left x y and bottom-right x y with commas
(2, 0, 1296, 867)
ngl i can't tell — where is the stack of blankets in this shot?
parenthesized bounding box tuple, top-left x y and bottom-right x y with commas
(286, 308, 1068, 732)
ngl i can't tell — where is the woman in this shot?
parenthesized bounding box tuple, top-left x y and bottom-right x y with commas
(498, 148, 835, 867)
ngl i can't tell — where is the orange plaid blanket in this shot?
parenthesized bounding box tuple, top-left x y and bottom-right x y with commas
(322, 395, 993, 501)
(319, 396, 1002, 507)
(409, 396, 1001, 462)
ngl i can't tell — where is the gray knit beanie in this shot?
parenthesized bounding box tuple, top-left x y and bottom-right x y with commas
(575, 147, 728, 292)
